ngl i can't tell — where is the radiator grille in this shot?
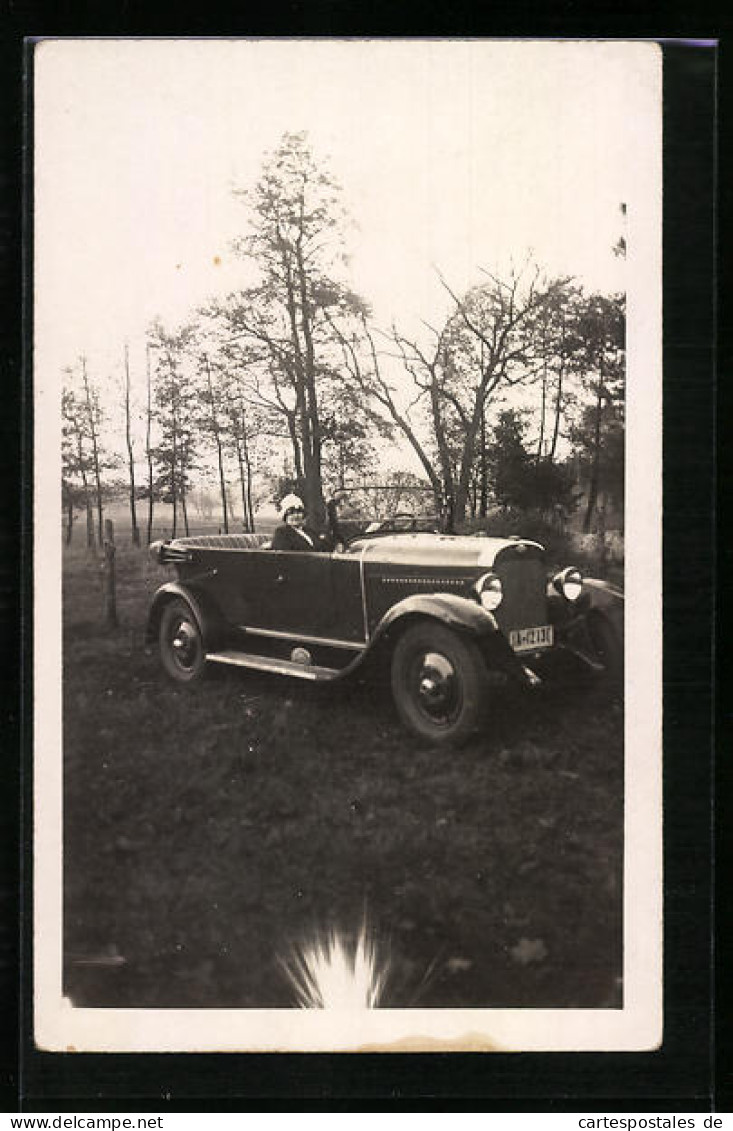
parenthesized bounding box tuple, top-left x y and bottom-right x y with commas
(494, 556, 548, 634)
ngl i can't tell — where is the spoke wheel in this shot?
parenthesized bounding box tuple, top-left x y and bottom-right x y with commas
(391, 622, 487, 745)
(159, 599, 207, 683)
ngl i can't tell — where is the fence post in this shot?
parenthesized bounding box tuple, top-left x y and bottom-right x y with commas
(103, 519, 118, 628)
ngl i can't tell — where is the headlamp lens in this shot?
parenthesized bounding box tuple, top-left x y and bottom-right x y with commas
(476, 572, 503, 611)
(560, 567, 583, 601)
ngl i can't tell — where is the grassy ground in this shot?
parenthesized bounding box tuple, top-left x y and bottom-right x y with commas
(63, 541, 623, 1010)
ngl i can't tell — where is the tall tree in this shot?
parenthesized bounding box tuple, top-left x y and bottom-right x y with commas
(208, 352, 262, 533)
(145, 344, 155, 544)
(200, 352, 230, 533)
(435, 264, 570, 524)
(568, 293, 625, 532)
(62, 384, 95, 547)
(344, 263, 565, 526)
(79, 356, 106, 545)
(328, 313, 446, 511)
(148, 321, 199, 538)
(227, 131, 370, 523)
(123, 344, 141, 546)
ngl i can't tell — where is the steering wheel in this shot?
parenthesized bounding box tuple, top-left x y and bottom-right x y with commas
(390, 512, 418, 530)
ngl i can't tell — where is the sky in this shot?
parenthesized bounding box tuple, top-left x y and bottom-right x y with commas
(34, 38, 661, 468)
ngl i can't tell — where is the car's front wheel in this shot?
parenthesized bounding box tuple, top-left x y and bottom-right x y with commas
(390, 622, 487, 744)
(159, 599, 207, 683)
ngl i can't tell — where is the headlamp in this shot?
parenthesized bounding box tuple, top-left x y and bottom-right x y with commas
(553, 566, 583, 602)
(475, 571, 503, 611)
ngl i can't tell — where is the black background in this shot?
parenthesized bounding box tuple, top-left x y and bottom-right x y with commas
(0, 8, 722, 1112)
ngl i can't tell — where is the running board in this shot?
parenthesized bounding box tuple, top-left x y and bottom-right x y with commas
(206, 650, 342, 681)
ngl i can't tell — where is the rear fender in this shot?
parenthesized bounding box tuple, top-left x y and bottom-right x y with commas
(145, 582, 227, 650)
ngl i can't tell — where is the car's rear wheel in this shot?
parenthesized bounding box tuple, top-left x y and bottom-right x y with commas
(159, 599, 207, 683)
(390, 622, 487, 744)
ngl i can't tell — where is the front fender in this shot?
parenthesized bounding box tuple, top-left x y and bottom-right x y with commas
(370, 592, 532, 682)
(548, 576, 624, 633)
(372, 592, 500, 642)
(145, 582, 226, 650)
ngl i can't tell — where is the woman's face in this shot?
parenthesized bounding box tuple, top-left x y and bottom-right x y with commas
(286, 507, 306, 529)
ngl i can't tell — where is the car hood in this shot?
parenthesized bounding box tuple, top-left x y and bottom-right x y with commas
(349, 533, 545, 569)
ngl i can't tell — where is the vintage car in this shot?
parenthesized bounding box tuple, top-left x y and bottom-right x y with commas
(146, 509, 623, 745)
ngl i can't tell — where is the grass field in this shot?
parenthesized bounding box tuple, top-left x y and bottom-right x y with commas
(62, 540, 623, 1011)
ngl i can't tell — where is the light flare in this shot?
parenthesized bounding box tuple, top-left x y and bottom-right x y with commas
(281, 925, 389, 1010)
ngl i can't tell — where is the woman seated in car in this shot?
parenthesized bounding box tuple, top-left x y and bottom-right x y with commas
(271, 494, 333, 552)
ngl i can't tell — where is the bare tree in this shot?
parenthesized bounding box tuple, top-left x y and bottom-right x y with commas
(328, 313, 445, 510)
(434, 264, 570, 524)
(62, 384, 95, 548)
(123, 344, 141, 546)
(79, 355, 106, 545)
(145, 345, 155, 544)
(568, 293, 625, 532)
(201, 352, 230, 533)
(227, 131, 372, 522)
(148, 321, 199, 538)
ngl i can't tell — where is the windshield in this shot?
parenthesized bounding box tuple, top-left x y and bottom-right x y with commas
(328, 484, 444, 545)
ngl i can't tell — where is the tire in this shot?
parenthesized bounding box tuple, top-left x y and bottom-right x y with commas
(159, 598, 207, 684)
(587, 612, 623, 687)
(390, 621, 487, 745)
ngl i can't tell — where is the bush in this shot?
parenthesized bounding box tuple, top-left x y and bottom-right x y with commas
(459, 507, 623, 581)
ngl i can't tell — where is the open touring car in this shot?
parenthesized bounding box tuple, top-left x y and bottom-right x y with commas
(146, 506, 623, 745)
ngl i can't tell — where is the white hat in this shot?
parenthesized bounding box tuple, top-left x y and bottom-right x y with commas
(279, 493, 305, 520)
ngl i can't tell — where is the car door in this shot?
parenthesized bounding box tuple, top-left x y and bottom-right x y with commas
(235, 549, 337, 640)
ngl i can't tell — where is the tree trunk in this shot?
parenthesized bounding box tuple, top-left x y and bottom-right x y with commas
(242, 419, 254, 532)
(295, 238, 326, 521)
(203, 354, 229, 533)
(170, 399, 179, 538)
(179, 439, 190, 536)
(428, 378, 457, 523)
(279, 243, 326, 525)
(85, 501, 95, 549)
(103, 519, 118, 628)
(286, 412, 303, 482)
(536, 361, 547, 464)
(171, 454, 178, 539)
(181, 482, 190, 536)
(583, 377, 604, 533)
(65, 495, 75, 545)
(479, 404, 488, 517)
(75, 430, 95, 549)
(146, 346, 155, 544)
(124, 344, 140, 547)
(454, 408, 482, 528)
(236, 444, 249, 531)
(81, 357, 104, 546)
(549, 315, 566, 464)
(549, 362, 564, 463)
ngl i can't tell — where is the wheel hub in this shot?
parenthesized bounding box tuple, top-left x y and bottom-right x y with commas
(417, 651, 457, 719)
(172, 621, 198, 668)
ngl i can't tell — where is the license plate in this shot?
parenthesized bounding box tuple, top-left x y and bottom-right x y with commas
(509, 624, 554, 653)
